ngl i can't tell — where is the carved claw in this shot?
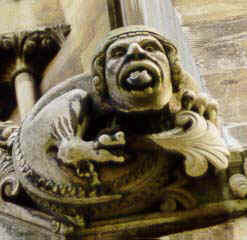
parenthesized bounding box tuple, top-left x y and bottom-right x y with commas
(94, 149, 125, 163)
(56, 131, 126, 167)
(181, 90, 219, 125)
(92, 131, 126, 163)
(97, 131, 126, 147)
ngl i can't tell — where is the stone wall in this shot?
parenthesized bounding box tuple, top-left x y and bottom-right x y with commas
(173, 0, 247, 149)
(0, 0, 65, 33)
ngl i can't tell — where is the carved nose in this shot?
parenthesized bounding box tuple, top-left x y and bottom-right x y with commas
(127, 43, 146, 60)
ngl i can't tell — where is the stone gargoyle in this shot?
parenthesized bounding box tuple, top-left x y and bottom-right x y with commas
(0, 25, 229, 228)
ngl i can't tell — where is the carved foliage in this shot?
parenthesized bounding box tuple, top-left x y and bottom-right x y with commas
(144, 111, 229, 177)
(0, 121, 20, 200)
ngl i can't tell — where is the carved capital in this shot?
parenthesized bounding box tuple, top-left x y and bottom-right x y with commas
(0, 25, 70, 121)
(20, 29, 63, 77)
(0, 33, 17, 56)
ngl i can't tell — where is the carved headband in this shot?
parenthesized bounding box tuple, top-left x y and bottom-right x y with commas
(92, 25, 178, 64)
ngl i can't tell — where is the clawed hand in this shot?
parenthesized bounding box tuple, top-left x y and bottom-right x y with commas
(51, 116, 126, 167)
(181, 90, 219, 125)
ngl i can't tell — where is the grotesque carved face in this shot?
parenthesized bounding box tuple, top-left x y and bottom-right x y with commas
(105, 35, 172, 112)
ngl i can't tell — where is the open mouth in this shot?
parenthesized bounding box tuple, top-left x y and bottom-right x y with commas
(119, 61, 161, 92)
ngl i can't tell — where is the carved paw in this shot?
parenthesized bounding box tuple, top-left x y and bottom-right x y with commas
(51, 116, 80, 165)
(52, 123, 126, 166)
(181, 90, 218, 125)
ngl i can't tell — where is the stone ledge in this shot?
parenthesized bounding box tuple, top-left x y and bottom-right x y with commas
(81, 200, 247, 239)
(160, 216, 247, 240)
(0, 202, 66, 239)
(1, 199, 247, 239)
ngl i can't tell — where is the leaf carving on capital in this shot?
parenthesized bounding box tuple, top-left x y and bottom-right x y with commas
(0, 25, 70, 121)
(22, 31, 61, 65)
(0, 33, 16, 54)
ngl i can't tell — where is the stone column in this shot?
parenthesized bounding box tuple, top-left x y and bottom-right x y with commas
(14, 71, 37, 120)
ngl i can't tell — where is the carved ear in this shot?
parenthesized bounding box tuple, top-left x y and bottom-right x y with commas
(92, 76, 105, 96)
(92, 54, 107, 96)
(164, 45, 177, 65)
(156, 39, 183, 93)
(92, 53, 105, 80)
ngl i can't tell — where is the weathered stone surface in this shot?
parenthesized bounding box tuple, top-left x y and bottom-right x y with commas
(226, 124, 247, 149)
(0, 0, 65, 33)
(182, 18, 247, 50)
(0, 202, 67, 240)
(0, 214, 64, 240)
(200, 68, 247, 148)
(160, 217, 247, 240)
(81, 201, 247, 239)
(173, 0, 247, 25)
(173, 0, 247, 148)
(202, 69, 247, 124)
(193, 41, 247, 75)
(0, 1, 246, 240)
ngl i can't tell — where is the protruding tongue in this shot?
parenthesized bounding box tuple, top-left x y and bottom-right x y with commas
(126, 70, 152, 89)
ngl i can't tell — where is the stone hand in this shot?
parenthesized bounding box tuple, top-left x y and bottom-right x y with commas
(51, 117, 125, 166)
(181, 90, 219, 125)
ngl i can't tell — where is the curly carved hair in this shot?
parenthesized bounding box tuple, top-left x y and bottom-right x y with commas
(91, 25, 194, 98)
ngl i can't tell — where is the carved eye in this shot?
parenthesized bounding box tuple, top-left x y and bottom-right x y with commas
(144, 45, 155, 52)
(143, 43, 161, 52)
(111, 47, 126, 58)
